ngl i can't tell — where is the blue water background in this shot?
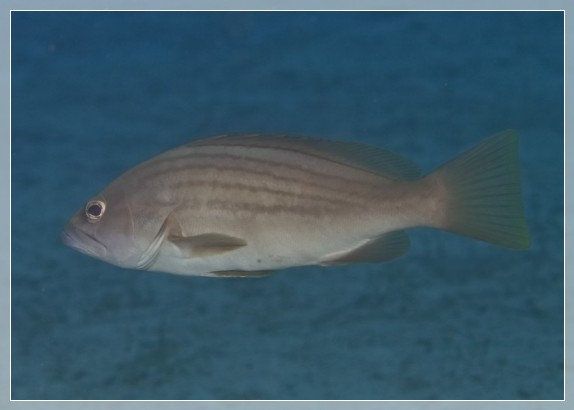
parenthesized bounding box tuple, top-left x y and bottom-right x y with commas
(11, 12, 564, 399)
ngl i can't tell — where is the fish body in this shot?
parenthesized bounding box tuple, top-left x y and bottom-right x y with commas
(62, 131, 531, 277)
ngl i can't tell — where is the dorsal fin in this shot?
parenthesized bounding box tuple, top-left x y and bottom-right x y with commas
(187, 134, 421, 181)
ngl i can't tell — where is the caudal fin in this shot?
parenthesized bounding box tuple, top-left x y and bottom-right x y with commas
(434, 130, 531, 249)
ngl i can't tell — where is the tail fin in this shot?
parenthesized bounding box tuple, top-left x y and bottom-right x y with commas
(434, 130, 531, 249)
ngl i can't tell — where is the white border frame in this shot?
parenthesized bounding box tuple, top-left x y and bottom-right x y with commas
(4, 1, 568, 409)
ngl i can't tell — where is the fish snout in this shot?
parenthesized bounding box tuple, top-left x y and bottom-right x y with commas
(61, 223, 107, 259)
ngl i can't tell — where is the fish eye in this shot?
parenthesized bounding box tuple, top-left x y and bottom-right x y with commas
(85, 200, 106, 222)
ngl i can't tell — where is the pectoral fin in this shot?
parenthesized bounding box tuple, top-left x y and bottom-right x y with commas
(210, 270, 273, 278)
(168, 233, 247, 257)
(319, 230, 410, 266)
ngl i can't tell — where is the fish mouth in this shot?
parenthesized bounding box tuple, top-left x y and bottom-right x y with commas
(61, 227, 108, 258)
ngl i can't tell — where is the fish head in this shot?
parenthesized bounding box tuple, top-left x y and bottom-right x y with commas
(62, 190, 144, 269)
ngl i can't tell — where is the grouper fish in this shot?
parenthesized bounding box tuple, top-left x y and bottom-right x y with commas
(62, 130, 531, 277)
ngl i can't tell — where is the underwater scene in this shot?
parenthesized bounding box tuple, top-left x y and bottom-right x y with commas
(11, 11, 564, 399)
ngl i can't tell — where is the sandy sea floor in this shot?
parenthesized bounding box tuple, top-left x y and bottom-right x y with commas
(11, 11, 564, 399)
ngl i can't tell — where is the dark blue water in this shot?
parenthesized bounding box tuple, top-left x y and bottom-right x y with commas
(11, 11, 563, 399)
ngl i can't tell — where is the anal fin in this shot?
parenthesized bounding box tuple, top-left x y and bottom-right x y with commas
(319, 230, 410, 266)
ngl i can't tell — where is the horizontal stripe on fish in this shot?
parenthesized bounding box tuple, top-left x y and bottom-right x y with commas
(173, 197, 352, 219)
(130, 165, 384, 221)
(138, 137, 393, 177)
(139, 154, 385, 189)
(166, 179, 364, 209)
(126, 150, 387, 195)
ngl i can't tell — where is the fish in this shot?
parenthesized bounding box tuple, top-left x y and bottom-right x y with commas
(62, 130, 531, 277)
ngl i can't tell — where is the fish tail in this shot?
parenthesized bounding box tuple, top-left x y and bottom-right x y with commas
(430, 130, 531, 249)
